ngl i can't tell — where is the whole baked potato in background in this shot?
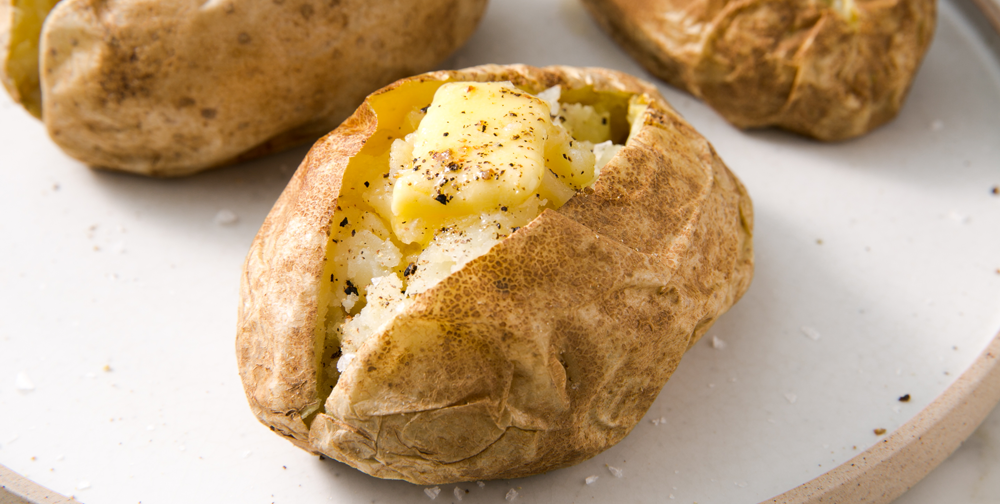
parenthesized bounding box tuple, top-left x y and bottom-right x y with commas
(0, 0, 488, 176)
(580, 0, 936, 141)
(237, 64, 754, 484)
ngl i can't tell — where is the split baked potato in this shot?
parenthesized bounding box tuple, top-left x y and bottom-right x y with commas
(0, 0, 487, 176)
(236, 64, 754, 484)
(580, 0, 936, 141)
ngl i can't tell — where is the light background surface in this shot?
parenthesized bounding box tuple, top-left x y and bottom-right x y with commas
(1, 0, 999, 503)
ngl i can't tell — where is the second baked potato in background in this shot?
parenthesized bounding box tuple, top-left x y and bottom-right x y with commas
(0, 0, 488, 176)
(580, 0, 936, 141)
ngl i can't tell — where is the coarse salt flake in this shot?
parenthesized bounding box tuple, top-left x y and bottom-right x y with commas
(800, 326, 821, 341)
(651, 417, 667, 426)
(15, 372, 35, 392)
(77, 481, 91, 490)
(711, 336, 727, 349)
(214, 209, 239, 225)
(453, 486, 464, 501)
(607, 465, 623, 478)
(585, 475, 599, 485)
(669, 494, 675, 500)
(337, 353, 356, 373)
(505, 488, 519, 501)
(476, 481, 485, 488)
(784, 393, 798, 404)
(424, 486, 440, 499)
(947, 211, 971, 224)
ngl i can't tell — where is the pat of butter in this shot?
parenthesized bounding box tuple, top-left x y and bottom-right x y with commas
(391, 82, 551, 221)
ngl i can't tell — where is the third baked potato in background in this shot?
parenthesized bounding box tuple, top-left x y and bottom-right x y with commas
(0, 0, 488, 176)
(580, 0, 936, 141)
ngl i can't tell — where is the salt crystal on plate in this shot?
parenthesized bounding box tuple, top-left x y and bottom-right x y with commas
(505, 488, 519, 501)
(214, 209, 239, 226)
(476, 481, 485, 488)
(454, 487, 465, 501)
(585, 475, 599, 485)
(784, 393, 798, 404)
(147, 425, 156, 431)
(669, 494, 675, 500)
(15, 372, 35, 392)
(242, 450, 252, 459)
(424, 486, 440, 499)
(947, 211, 970, 224)
(711, 336, 727, 349)
(607, 465, 623, 478)
(800, 326, 821, 341)
(77, 481, 91, 490)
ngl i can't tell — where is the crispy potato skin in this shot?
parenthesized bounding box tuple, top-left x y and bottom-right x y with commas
(23, 0, 486, 176)
(237, 65, 754, 484)
(580, 0, 936, 141)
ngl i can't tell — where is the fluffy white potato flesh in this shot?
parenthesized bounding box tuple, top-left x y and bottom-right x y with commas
(314, 80, 644, 400)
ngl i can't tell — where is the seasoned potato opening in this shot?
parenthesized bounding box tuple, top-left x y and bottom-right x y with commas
(312, 80, 649, 404)
(2, 0, 61, 117)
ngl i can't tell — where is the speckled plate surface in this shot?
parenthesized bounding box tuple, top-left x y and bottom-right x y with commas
(1, 1, 999, 503)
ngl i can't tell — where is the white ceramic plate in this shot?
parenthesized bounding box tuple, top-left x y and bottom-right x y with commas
(1, 1, 999, 503)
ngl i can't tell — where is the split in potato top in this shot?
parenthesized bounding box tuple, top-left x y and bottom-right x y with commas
(580, 0, 936, 141)
(237, 65, 754, 484)
(319, 80, 651, 391)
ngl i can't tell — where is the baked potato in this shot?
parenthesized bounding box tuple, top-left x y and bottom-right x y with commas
(236, 64, 754, 484)
(580, 0, 936, 141)
(0, 0, 487, 176)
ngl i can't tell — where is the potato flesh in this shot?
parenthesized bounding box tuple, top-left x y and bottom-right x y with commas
(391, 82, 550, 227)
(316, 81, 639, 395)
(2, 0, 60, 118)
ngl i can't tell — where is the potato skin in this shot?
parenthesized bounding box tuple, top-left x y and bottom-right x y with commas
(28, 0, 486, 176)
(237, 65, 754, 484)
(580, 0, 936, 141)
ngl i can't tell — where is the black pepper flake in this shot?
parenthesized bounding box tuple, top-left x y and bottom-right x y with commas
(330, 274, 335, 282)
(500, 206, 508, 212)
(420, 105, 429, 113)
(364, 181, 369, 187)
(443, 132, 449, 136)
(602, 117, 608, 125)
(434, 193, 452, 205)
(339, 217, 349, 227)
(344, 280, 358, 296)
(351, 229, 356, 237)
(899, 394, 911, 402)
(403, 263, 417, 277)
(511, 226, 521, 232)
(993, 186, 999, 195)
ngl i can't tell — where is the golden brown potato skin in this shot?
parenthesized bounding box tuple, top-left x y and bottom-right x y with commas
(580, 0, 936, 141)
(237, 65, 754, 484)
(31, 0, 486, 176)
